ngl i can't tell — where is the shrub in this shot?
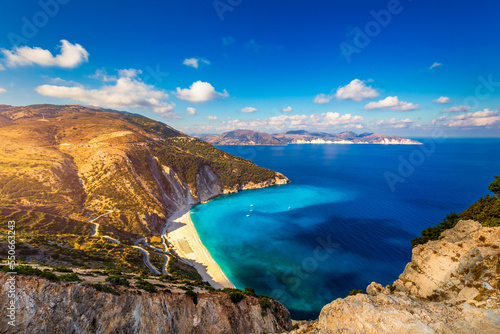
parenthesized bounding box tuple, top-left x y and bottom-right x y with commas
(58, 273, 82, 282)
(259, 296, 273, 315)
(185, 289, 198, 305)
(229, 291, 245, 303)
(244, 287, 256, 296)
(105, 275, 130, 286)
(93, 283, 119, 295)
(347, 289, 365, 296)
(135, 280, 156, 293)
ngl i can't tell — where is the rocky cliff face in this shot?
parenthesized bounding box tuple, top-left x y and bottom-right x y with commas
(294, 220, 500, 334)
(0, 275, 291, 334)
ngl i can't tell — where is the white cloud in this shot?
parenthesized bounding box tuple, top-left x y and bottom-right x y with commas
(364, 96, 419, 111)
(313, 93, 334, 104)
(282, 106, 293, 112)
(240, 107, 258, 113)
(182, 58, 210, 69)
(444, 109, 500, 127)
(433, 96, 450, 104)
(0, 87, 6, 94)
(431, 116, 446, 125)
(36, 77, 178, 118)
(217, 112, 365, 132)
(175, 81, 229, 102)
(0, 63, 4, 71)
(375, 118, 414, 128)
(1, 40, 88, 68)
(186, 107, 197, 115)
(441, 105, 471, 113)
(89, 69, 117, 82)
(430, 62, 442, 69)
(207, 116, 218, 121)
(334, 79, 379, 101)
(118, 68, 142, 78)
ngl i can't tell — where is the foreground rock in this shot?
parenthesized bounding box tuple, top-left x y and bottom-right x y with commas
(0, 275, 291, 334)
(302, 220, 500, 333)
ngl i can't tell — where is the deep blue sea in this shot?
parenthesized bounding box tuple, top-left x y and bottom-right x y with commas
(191, 139, 500, 319)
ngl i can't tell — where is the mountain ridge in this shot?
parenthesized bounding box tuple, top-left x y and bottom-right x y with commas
(201, 129, 422, 145)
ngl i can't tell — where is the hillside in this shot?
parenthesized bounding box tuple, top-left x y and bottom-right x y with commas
(201, 129, 422, 145)
(0, 104, 288, 272)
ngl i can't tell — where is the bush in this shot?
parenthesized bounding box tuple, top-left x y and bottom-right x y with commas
(411, 212, 459, 247)
(229, 291, 245, 303)
(58, 273, 81, 282)
(244, 287, 256, 296)
(185, 289, 198, 305)
(105, 275, 130, 286)
(52, 266, 73, 273)
(135, 280, 156, 293)
(93, 283, 119, 295)
(347, 289, 365, 296)
(259, 296, 273, 313)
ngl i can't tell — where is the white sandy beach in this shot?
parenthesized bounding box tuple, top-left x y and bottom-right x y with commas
(165, 210, 235, 289)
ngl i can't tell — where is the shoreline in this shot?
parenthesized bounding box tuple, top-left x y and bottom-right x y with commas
(162, 206, 235, 289)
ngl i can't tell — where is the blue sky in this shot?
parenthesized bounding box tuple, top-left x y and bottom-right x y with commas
(0, 0, 499, 137)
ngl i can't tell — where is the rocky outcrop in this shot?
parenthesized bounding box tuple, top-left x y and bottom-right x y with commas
(316, 291, 500, 334)
(196, 165, 223, 203)
(0, 275, 292, 334)
(304, 220, 500, 334)
(223, 173, 289, 194)
(394, 220, 500, 306)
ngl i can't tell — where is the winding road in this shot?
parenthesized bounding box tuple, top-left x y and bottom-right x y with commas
(132, 246, 161, 275)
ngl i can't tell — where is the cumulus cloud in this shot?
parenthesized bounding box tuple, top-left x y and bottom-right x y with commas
(433, 96, 450, 104)
(1, 40, 88, 68)
(118, 68, 142, 78)
(186, 107, 197, 115)
(217, 112, 365, 132)
(375, 118, 415, 128)
(182, 58, 210, 69)
(207, 116, 218, 121)
(430, 62, 442, 69)
(364, 96, 419, 111)
(440, 105, 471, 113)
(313, 93, 334, 104)
(175, 81, 229, 102)
(334, 79, 379, 101)
(444, 109, 500, 127)
(89, 69, 117, 82)
(0, 87, 6, 94)
(36, 76, 178, 118)
(240, 107, 258, 113)
(282, 106, 293, 112)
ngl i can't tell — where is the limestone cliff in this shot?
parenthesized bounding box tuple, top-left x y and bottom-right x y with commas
(293, 220, 500, 334)
(0, 275, 292, 334)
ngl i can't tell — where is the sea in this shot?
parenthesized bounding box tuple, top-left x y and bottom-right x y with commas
(190, 138, 500, 319)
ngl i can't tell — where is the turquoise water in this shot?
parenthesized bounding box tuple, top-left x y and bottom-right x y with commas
(191, 139, 500, 319)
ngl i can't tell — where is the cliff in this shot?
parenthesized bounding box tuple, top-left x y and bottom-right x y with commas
(0, 104, 289, 272)
(294, 220, 500, 333)
(0, 274, 292, 334)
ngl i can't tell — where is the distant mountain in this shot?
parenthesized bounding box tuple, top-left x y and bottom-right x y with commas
(202, 129, 286, 146)
(201, 130, 422, 145)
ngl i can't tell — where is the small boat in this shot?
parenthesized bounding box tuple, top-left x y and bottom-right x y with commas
(246, 214, 250, 217)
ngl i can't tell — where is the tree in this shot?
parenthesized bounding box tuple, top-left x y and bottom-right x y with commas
(489, 175, 500, 195)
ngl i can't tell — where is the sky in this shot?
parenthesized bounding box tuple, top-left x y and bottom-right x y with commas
(0, 0, 499, 137)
